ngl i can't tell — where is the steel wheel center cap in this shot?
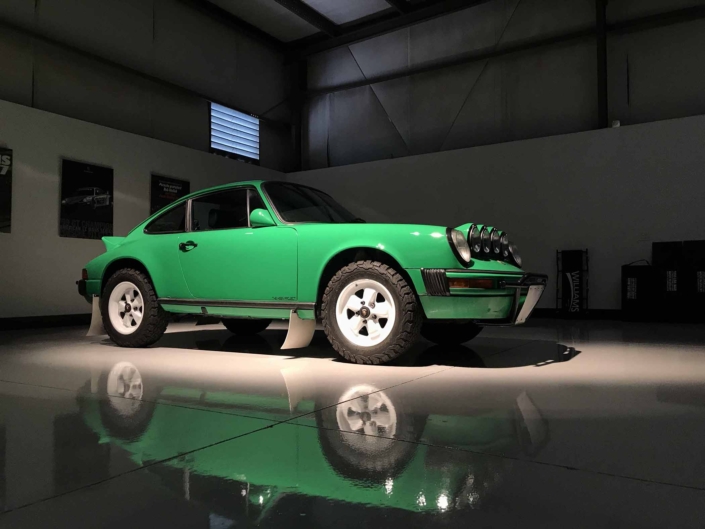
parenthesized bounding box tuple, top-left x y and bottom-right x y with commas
(360, 306, 371, 318)
(124, 304, 132, 313)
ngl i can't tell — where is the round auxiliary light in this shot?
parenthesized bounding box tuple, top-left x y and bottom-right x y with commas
(491, 229, 502, 257)
(500, 233, 510, 259)
(509, 242, 523, 268)
(447, 228, 472, 265)
(481, 227, 492, 254)
(468, 224, 482, 255)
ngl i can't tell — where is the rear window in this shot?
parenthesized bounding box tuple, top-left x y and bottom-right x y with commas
(145, 203, 186, 234)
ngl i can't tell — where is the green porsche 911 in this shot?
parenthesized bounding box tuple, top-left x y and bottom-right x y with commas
(77, 180, 546, 364)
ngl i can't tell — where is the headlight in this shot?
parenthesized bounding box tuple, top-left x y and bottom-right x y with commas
(500, 233, 510, 259)
(491, 230, 502, 257)
(481, 227, 492, 254)
(447, 228, 471, 265)
(508, 242, 522, 268)
(468, 224, 482, 254)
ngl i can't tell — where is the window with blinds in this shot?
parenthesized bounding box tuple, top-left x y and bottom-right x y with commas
(210, 102, 260, 161)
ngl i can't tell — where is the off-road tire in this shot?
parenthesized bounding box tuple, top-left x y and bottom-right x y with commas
(420, 320, 482, 345)
(221, 318, 271, 335)
(321, 260, 421, 364)
(101, 268, 169, 347)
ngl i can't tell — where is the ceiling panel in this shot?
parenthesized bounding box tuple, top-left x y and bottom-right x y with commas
(301, 0, 393, 25)
(205, 0, 319, 42)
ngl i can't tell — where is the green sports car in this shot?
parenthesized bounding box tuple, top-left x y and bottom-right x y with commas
(77, 180, 546, 364)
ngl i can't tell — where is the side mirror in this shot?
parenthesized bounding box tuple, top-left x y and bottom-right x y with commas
(250, 208, 276, 228)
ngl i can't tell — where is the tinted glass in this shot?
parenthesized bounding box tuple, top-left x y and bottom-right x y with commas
(264, 182, 359, 223)
(145, 203, 186, 234)
(249, 189, 266, 212)
(192, 189, 248, 231)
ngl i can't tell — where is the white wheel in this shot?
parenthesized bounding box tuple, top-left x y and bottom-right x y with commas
(335, 279, 397, 348)
(336, 385, 397, 455)
(107, 281, 144, 335)
(106, 361, 144, 418)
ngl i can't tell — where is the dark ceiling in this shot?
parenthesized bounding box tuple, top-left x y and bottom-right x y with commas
(194, 0, 492, 57)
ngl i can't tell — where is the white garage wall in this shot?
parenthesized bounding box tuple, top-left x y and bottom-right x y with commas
(0, 99, 282, 319)
(287, 114, 705, 311)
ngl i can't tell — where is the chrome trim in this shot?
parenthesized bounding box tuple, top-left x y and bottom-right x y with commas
(159, 298, 316, 311)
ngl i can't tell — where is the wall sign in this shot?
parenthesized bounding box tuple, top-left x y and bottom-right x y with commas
(60, 159, 114, 240)
(150, 174, 190, 214)
(0, 147, 12, 233)
(557, 249, 589, 316)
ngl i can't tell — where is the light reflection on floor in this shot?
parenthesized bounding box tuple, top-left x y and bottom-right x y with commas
(0, 319, 704, 528)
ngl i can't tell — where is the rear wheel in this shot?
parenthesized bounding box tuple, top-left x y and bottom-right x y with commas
(421, 320, 482, 345)
(322, 260, 421, 364)
(222, 318, 271, 335)
(101, 268, 168, 348)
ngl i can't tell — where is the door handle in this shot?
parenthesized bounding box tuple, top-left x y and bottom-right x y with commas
(179, 240, 198, 252)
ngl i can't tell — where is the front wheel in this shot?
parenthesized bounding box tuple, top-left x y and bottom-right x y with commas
(101, 268, 169, 348)
(420, 320, 482, 345)
(321, 260, 422, 364)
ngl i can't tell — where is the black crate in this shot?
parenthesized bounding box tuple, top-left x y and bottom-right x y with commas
(621, 264, 656, 322)
(683, 240, 705, 323)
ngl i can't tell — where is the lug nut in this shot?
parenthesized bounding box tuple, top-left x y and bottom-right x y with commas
(363, 320, 367, 324)
(370, 302, 375, 308)
(361, 301, 365, 305)
(372, 315, 377, 320)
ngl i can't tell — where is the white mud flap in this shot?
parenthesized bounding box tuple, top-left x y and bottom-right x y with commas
(87, 296, 106, 337)
(281, 310, 315, 350)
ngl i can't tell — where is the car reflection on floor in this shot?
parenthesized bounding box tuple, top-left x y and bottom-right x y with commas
(71, 329, 577, 523)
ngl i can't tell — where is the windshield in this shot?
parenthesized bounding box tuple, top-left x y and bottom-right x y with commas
(263, 182, 362, 224)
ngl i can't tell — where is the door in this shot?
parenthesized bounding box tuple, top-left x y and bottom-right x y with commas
(178, 187, 297, 301)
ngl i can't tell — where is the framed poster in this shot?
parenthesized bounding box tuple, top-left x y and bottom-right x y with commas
(150, 174, 190, 214)
(0, 147, 11, 233)
(60, 159, 114, 239)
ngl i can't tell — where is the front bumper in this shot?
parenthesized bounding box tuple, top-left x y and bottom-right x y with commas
(419, 269, 547, 324)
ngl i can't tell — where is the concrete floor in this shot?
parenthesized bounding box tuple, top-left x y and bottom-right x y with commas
(0, 319, 704, 528)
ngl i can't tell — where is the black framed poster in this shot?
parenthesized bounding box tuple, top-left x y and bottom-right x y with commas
(0, 148, 11, 233)
(60, 159, 114, 239)
(150, 174, 190, 214)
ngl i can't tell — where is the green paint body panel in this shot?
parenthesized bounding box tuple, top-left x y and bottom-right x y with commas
(82, 180, 530, 321)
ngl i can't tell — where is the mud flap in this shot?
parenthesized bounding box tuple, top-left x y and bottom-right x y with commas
(281, 310, 315, 350)
(87, 296, 106, 337)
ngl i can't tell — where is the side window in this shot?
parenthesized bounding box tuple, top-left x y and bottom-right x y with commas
(192, 189, 249, 232)
(249, 189, 266, 212)
(145, 203, 186, 234)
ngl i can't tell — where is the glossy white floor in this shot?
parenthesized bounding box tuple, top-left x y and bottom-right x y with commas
(0, 318, 704, 528)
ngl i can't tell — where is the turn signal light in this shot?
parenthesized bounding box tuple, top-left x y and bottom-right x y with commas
(448, 278, 494, 289)
(81, 269, 88, 280)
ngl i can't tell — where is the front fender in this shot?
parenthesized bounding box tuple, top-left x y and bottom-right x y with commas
(295, 223, 525, 303)
(295, 224, 464, 302)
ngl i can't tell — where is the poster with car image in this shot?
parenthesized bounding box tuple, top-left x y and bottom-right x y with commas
(60, 159, 113, 239)
(150, 174, 190, 214)
(0, 147, 12, 233)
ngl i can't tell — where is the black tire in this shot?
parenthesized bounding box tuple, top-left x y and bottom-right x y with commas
(101, 268, 169, 348)
(221, 318, 271, 335)
(321, 260, 422, 365)
(420, 320, 482, 345)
